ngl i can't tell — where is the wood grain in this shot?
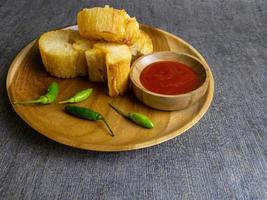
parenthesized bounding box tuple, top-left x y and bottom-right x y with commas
(6, 25, 214, 151)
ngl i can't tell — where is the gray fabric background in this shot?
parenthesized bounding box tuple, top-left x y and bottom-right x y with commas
(0, 0, 266, 199)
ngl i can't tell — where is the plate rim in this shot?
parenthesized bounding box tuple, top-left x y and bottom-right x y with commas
(6, 24, 214, 152)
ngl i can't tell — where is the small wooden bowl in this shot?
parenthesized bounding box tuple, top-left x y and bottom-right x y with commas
(130, 51, 210, 111)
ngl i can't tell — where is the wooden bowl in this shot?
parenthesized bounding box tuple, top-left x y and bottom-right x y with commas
(130, 51, 210, 111)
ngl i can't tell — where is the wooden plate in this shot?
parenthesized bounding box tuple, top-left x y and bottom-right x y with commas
(6, 25, 214, 151)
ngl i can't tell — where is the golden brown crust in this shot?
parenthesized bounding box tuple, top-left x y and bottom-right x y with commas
(85, 49, 106, 82)
(130, 30, 153, 61)
(85, 43, 131, 96)
(105, 57, 131, 96)
(77, 6, 140, 45)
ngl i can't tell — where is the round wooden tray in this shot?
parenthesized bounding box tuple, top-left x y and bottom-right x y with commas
(6, 25, 214, 152)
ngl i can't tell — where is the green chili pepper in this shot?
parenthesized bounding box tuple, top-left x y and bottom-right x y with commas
(108, 103, 154, 129)
(13, 81, 59, 105)
(59, 88, 93, 104)
(64, 105, 114, 137)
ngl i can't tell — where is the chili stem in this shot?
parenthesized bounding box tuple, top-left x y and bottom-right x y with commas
(13, 99, 42, 104)
(108, 103, 128, 118)
(58, 99, 72, 104)
(101, 118, 114, 137)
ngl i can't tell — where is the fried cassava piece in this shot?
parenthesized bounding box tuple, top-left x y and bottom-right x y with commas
(39, 30, 95, 78)
(85, 43, 132, 96)
(130, 30, 153, 60)
(38, 6, 153, 96)
(77, 5, 140, 45)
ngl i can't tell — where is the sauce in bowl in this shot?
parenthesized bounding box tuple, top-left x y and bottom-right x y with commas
(140, 61, 201, 95)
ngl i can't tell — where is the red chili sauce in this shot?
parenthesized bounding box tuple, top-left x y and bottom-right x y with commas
(140, 61, 201, 95)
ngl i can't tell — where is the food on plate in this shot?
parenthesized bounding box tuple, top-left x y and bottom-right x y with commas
(59, 88, 93, 104)
(13, 81, 59, 105)
(77, 6, 140, 45)
(86, 43, 131, 96)
(65, 105, 114, 136)
(85, 48, 106, 82)
(39, 30, 94, 78)
(38, 6, 153, 97)
(130, 30, 153, 60)
(109, 103, 154, 129)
